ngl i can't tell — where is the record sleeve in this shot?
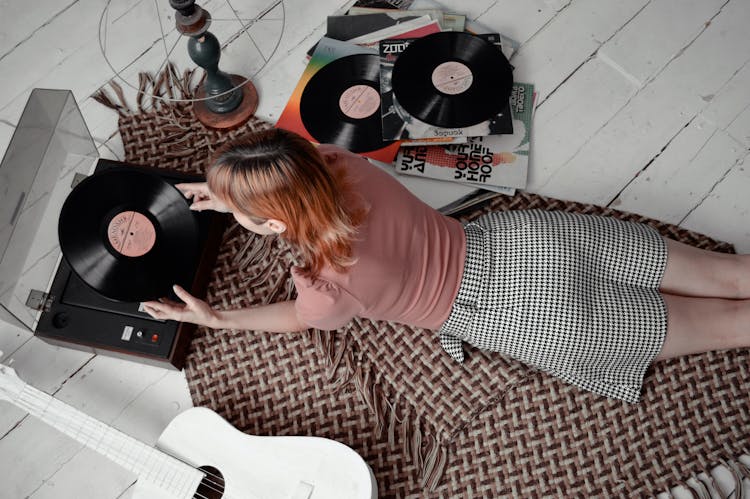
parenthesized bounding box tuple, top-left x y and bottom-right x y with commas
(306, 12, 433, 57)
(58, 168, 200, 302)
(276, 37, 401, 162)
(394, 82, 535, 189)
(327, 13, 424, 41)
(379, 33, 514, 141)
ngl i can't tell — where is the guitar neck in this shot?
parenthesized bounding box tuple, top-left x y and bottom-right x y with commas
(14, 383, 203, 498)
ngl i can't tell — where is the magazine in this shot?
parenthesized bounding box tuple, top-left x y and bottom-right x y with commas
(348, 16, 439, 47)
(394, 82, 535, 189)
(326, 13, 430, 42)
(352, 0, 414, 8)
(347, 7, 465, 31)
(307, 14, 437, 57)
(407, 0, 518, 57)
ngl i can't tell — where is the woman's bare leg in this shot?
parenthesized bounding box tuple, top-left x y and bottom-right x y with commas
(654, 293, 750, 360)
(660, 238, 750, 299)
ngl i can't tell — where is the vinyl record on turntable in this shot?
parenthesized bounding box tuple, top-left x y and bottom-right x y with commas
(58, 168, 200, 302)
(391, 31, 514, 128)
(299, 53, 394, 154)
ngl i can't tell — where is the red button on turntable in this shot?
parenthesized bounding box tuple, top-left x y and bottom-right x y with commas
(151, 334, 159, 343)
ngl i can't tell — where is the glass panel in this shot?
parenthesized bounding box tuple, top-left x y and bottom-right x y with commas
(0, 89, 99, 330)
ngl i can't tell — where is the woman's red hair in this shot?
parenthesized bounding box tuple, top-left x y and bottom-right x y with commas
(207, 128, 366, 278)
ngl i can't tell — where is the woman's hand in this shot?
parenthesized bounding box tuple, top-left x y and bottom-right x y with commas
(142, 285, 220, 328)
(175, 182, 231, 213)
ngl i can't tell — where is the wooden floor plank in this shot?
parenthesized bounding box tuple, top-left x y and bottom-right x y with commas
(0, 354, 192, 499)
(597, 0, 726, 87)
(682, 151, 750, 253)
(0, 338, 92, 436)
(0, 0, 77, 59)
(529, 57, 639, 190)
(532, 0, 750, 211)
(611, 116, 745, 224)
(0, 417, 91, 499)
(511, 0, 649, 102)
(476, 0, 571, 47)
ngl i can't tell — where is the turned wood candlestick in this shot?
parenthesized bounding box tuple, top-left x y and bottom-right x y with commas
(170, 0, 258, 130)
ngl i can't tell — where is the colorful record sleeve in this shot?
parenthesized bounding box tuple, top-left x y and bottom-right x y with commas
(276, 37, 401, 162)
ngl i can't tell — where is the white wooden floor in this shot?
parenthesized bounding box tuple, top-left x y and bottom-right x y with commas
(1, 0, 749, 497)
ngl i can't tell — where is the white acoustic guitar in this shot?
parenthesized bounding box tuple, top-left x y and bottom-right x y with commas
(0, 354, 377, 499)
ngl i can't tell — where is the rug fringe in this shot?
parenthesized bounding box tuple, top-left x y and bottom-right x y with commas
(94, 62, 199, 115)
(722, 459, 745, 499)
(400, 407, 410, 457)
(328, 331, 348, 380)
(411, 415, 422, 472)
(310, 322, 458, 490)
(687, 476, 712, 499)
(420, 436, 439, 488)
(92, 79, 129, 115)
(386, 399, 398, 447)
(427, 444, 449, 491)
(265, 269, 290, 304)
(674, 457, 750, 498)
(235, 233, 276, 270)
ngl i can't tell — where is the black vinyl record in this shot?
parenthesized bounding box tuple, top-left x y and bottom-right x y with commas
(300, 54, 393, 153)
(391, 32, 514, 128)
(58, 168, 200, 302)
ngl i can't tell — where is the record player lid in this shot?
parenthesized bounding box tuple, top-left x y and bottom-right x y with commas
(0, 89, 98, 331)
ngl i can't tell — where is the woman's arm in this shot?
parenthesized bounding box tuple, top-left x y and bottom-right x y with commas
(142, 285, 310, 332)
(214, 300, 309, 332)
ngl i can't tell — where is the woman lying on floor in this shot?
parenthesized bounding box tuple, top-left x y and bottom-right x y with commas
(143, 128, 750, 403)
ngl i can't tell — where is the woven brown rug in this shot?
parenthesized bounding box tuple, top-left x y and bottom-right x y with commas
(96, 70, 750, 497)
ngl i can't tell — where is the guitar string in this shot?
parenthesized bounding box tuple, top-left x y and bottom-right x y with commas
(21, 385, 277, 499)
(17, 388, 207, 497)
(15, 387, 255, 499)
(18, 388, 237, 499)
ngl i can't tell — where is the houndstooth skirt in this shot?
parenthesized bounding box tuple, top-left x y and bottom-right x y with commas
(437, 210, 668, 403)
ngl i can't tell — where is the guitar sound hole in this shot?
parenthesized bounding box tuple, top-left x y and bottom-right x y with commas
(194, 465, 225, 499)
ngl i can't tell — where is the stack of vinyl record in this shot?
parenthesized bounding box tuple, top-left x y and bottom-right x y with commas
(275, 3, 537, 193)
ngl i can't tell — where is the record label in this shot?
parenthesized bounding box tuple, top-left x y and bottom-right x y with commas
(431, 61, 473, 95)
(107, 211, 156, 257)
(339, 84, 381, 119)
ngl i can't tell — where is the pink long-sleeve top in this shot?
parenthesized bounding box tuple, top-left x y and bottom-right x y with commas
(291, 144, 466, 331)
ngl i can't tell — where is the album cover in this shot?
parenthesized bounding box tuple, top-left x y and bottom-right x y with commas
(276, 37, 401, 162)
(379, 33, 514, 141)
(327, 12, 425, 40)
(305, 12, 432, 57)
(406, 0, 513, 50)
(352, 0, 415, 9)
(394, 82, 535, 189)
(349, 17, 441, 50)
(347, 7, 466, 31)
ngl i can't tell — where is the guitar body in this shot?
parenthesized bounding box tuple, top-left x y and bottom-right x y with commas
(0, 359, 376, 499)
(132, 407, 377, 499)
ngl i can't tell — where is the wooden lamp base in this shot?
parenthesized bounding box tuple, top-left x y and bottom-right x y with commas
(192, 74, 259, 130)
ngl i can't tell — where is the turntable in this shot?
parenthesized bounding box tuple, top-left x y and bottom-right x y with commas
(0, 89, 225, 370)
